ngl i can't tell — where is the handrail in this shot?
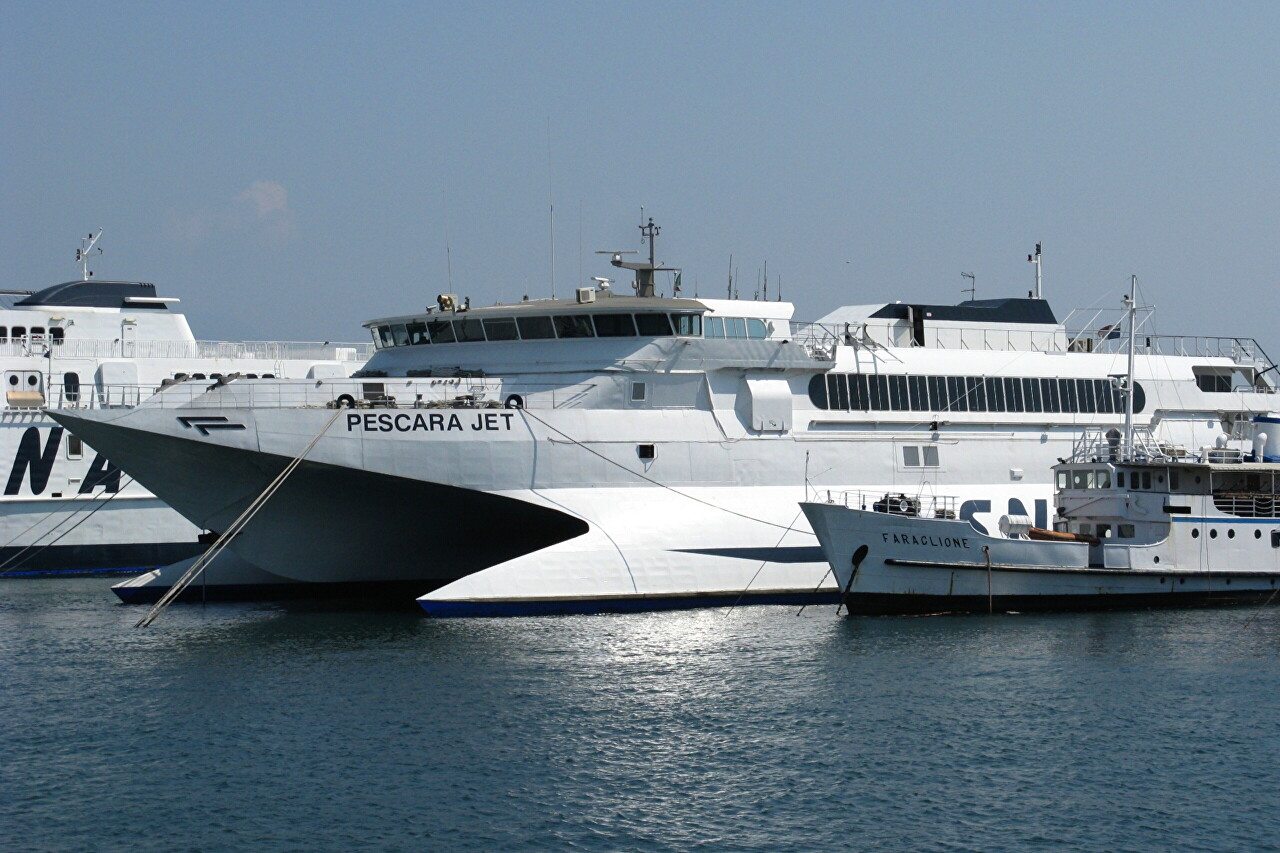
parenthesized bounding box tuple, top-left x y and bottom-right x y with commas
(820, 489, 959, 519)
(0, 338, 374, 361)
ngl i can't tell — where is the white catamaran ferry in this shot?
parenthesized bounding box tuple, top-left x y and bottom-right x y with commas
(48, 224, 1280, 612)
(1, 232, 371, 576)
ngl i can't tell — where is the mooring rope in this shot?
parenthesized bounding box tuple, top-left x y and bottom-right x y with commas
(135, 406, 344, 628)
(0, 477, 136, 574)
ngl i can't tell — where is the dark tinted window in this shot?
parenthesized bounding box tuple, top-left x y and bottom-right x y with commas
(406, 322, 429, 345)
(426, 320, 456, 344)
(671, 313, 703, 336)
(593, 314, 637, 337)
(516, 316, 555, 339)
(635, 313, 674, 336)
(554, 315, 595, 338)
(482, 318, 519, 341)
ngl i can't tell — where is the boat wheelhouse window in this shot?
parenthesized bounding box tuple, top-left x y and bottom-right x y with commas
(426, 319, 457, 344)
(406, 321, 429, 345)
(671, 313, 702, 336)
(391, 324, 410, 347)
(593, 313, 637, 337)
(747, 318, 767, 339)
(1057, 470, 1069, 490)
(635, 313, 673, 336)
(375, 325, 395, 348)
(455, 318, 485, 342)
(705, 316, 725, 339)
(482, 317, 518, 342)
(725, 317, 747, 339)
(1141, 471, 1151, 489)
(1096, 524, 1111, 539)
(1193, 368, 1234, 392)
(554, 315, 594, 338)
(516, 315, 555, 340)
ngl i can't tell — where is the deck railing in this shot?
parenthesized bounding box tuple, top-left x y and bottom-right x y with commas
(0, 338, 374, 362)
(819, 489, 959, 519)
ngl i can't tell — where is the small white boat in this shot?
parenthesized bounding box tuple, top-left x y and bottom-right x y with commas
(801, 279, 1280, 615)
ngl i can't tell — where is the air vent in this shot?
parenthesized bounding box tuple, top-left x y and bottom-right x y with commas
(577, 287, 596, 304)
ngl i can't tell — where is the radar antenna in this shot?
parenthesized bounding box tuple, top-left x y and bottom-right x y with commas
(76, 229, 104, 280)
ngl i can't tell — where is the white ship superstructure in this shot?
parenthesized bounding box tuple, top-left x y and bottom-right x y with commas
(1, 234, 371, 575)
(48, 226, 1280, 611)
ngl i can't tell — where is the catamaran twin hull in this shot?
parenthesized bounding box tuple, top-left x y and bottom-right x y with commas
(54, 399, 1097, 612)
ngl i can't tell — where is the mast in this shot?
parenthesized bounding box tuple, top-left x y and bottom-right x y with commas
(1027, 243, 1042, 299)
(1123, 275, 1138, 460)
(76, 229, 103, 280)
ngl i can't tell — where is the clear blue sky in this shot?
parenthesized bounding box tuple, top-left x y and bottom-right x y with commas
(4, 1, 1278, 356)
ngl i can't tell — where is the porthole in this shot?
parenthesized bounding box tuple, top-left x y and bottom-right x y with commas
(1192, 529, 1200, 539)
(7, 375, 16, 387)
(1256, 530, 1263, 539)
(1227, 529, 1235, 539)
(1154, 558, 1160, 566)
(637, 444, 656, 460)
(1179, 578, 1186, 585)
(1209, 529, 1218, 539)
(26, 375, 37, 386)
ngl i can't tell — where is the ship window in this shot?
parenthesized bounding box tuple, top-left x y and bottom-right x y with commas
(637, 444, 655, 460)
(0, 326, 6, 341)
(1170, 471, 1180, 490)
(263, 374, 274, 379)
(926, 376, 944, 412)
(1023, 377, 1041, 412)
(747, 319, 767, 339)
(553, 315, 594, 338)
(922, 445, 939, 466)
(705, 316, 725, 338)
(30, 326, 45, 340)
(1005, 377, 1024, 412)
(1194, 368, 1233, 392)
(1228, 529, 1236, 539)
(246, 374, 257, 379)
(391, 324, 410, 347)
(427, 319, 457, 344)
(1209, 529, 1218, 539)
(635, 313, 673, 336)
(1042, 378, 1059, 412)
(908, 376, 927, 410)
(192, 373, 206, 380)
(1072, 470, 1090, 489)
(966, 377, 985, 411)
(516, 316, 555, 340)
(725, 317, 747, 339)
(671, 313, 702, 336)
(1057, 471, 1069, 489)
(375, 325, 394, 348)
(631, 382, 647, 403)
(888, 375, 908, 411)
(1078, 524, 1092, 535)
(903, 446, 920, 467)
(1116, 471, 1125, 488)
(454, 318, 485, 342)
(210, 373, 223, 381)
(593, 313, 637, 337)
(51, 327, 65, 344)
(406, 322, 430, 345)
(1059, 378, 1077, 412)
(869, 375, 888, 410)
(1118, 524, 1136, 539)
(808, 375, 828, 409)
(850, 374, 869, 411)
(1097, 524, 1111, 539)
(12, 326, 25, 340)
(1142, 471, 1152, 489)
(66, 434, 83, 460)
(481, 318, 517, 341)
(1192, 528, 1200, 539)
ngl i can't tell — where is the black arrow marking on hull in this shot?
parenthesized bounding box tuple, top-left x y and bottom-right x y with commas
(177, 416, 247, 436)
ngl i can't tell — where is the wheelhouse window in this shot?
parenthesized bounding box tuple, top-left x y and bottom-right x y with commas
(375, 326, 394, 348)
(516, 316, 555, 340)
(553, 315, 595, 338)
(426, 319, 457, 344)
(671, 313, 702, 336)
(635, 313, 673, 336)
(482, 317, 519, 341)
(593, 313, 637, 337)
(391, 324, 410, 347)
(454, 318, 485, 342)
(406, 322, 429, 345)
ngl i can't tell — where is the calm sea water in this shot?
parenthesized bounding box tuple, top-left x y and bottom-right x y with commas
(2, 578, 1278, 853)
